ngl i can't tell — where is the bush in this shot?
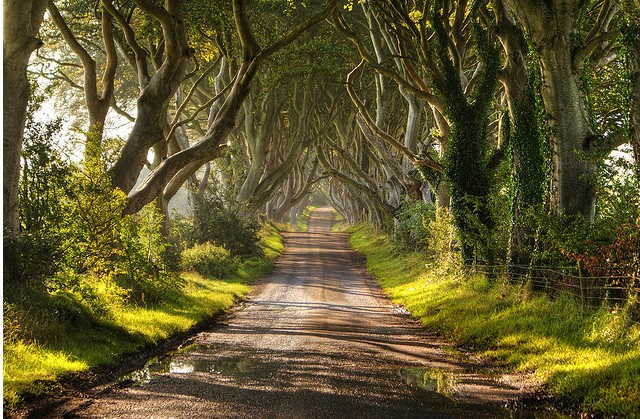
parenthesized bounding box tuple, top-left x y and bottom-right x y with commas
(392, 198, 434, 252)
(191, 189, 263, 258)
(116, 205, 184, 305)
(181, 242, 238, 278)
(18, 115, 73, 282)
(426, 207, 463, 273)
(16, 107, 182, 309)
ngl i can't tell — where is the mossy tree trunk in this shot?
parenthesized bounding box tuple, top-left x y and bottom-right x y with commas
(503, 0, 622, 221)
(431, 9, 500, 265)
(494, 0, 546, 269)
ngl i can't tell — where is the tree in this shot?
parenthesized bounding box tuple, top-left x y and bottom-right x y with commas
(3, 0, 49, 280)
(503, 0, 625, 221)
(620, 0, 640, 178)
(493, 0, 546, 268)
(46, 0, 118, 160)
(340, 1, 501, 264)
(123, 0, 339, 215)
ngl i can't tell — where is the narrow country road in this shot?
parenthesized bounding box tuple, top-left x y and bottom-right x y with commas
(60, 208, 528, 418)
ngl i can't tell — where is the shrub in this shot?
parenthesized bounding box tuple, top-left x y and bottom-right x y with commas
(16, 108, 181, 309)
(116, 205, 184, 305)
(181, 242, 238, 278)
(18, 115, 73, 282)
(191, 189, 263, 258)
(427, 207, 463, 273)
(392, 198, 434, 252)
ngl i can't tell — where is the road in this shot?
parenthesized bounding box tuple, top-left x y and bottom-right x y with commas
(62, 208, 526, 418)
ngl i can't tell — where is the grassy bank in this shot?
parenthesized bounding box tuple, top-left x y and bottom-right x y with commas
(294, 206, 316, 232)
(3, 223, 284, 409)
(349, 223, 640, 417)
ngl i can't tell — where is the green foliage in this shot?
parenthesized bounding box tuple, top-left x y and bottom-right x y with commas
(18, 115, 73, 282)
(191, 189, 263, 258)
(533, 154, 639, 273)
(393, 198, 434, 252)
(116, 205, 184, 306)
(425, 208, 464, 274)
(181, 242, 238, 278)
(16, 111, 183, 311)
(61, 158, 127, 275)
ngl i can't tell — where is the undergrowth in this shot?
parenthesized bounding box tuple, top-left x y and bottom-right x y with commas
(3, 223, 283, 410)
(349, 223, 640, 417)
(294, 206, 316, 232)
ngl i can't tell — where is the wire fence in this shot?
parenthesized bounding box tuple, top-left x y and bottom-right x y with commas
(471, 264, 640, 307)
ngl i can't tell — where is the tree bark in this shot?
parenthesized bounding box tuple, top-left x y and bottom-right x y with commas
(493, 0, 546, 268)
(3, 0, 48, 281)
(503, 0, 602, 220)
(108, 0, 191, 194)
(47, 0, 117, 159)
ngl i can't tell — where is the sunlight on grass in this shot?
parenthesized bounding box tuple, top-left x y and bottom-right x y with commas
(3, 223, 284, 410)
(331, 211, 348, 232)
(349, 223, 640, 417)
(260, 222, 286, 259)
(295, 206, 315, 232)
(3, 341, 88, 406)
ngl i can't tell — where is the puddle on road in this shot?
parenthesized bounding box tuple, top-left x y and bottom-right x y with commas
(401, 367, 456, 397)
(400, 366, 569, 418)
(122, 344, 258, 386)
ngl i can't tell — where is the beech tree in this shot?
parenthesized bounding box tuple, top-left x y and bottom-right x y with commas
(337, 1, 503, 263)
(46, 0, 118, 159)
(502, 0, 626, 221)
(9, 0, 639, 279)
(124, 0, 339, 214)
(492, 0, 546, 268)
(3, 0, 49, 278)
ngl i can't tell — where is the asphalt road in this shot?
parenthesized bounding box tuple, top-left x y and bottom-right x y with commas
(63, 208, 526, 418)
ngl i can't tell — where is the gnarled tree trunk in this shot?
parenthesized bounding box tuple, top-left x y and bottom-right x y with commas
(503, 0, 608, 221)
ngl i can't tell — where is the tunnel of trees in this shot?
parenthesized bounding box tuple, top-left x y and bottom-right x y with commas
(3, 0, 640, 414)
(3, 0, 639, 307)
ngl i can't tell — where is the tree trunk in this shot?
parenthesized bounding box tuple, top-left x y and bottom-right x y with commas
(628, 23, 640, 179)
(3, 0, 48, 281)
(108, 0, 191, 194)
(124, 56, 262, 214)
(539, 39, 597, 221)
(503, 0, 598, 221)
(123, 0, 338, 212)
(431, 106, 451, 208)
(494, 0, 546, 268)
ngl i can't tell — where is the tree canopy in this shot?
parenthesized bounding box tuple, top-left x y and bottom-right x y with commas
(4, 0, 639, 278)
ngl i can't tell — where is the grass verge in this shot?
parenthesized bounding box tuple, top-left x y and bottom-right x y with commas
(331, 211, 348, 232)
(294, 206, 316, 232)
(3, 223, 284, 410)
(349, 223, 640, 417)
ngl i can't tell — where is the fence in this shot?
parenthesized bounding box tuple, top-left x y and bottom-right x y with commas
(472, 264, 640, 307)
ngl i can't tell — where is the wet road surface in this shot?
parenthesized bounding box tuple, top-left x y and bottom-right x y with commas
(64, 208, 530, 418)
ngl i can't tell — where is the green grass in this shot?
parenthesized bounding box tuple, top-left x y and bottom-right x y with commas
(3, 223, 284, 410)
(349, 223, 640, 417)
(331, 211, 348, 232)
(294, 206, 315, 232)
